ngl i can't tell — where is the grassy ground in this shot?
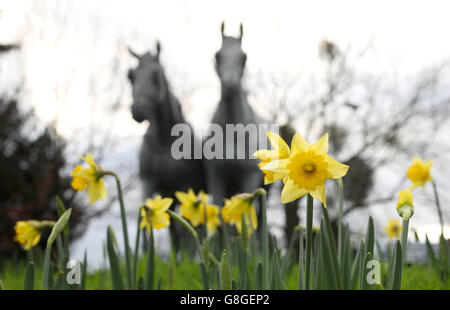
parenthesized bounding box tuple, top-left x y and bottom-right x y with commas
(1, 255, 449, 290)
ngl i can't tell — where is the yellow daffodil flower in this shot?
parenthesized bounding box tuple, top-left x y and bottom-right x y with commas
(175, 188, 218, 227)
(222, 193, 258, 230)
(407, 157, 433, 189)
(385, 219, 401, 240)
(14, 220, 55, 250)
(260, 132, 349, 206)
(253, 131, 291, 184)
(205, 205, 221, 236)
(71, 153, 107, 204)
(140, 195, 173, 234)
(396, 189, 414, 221)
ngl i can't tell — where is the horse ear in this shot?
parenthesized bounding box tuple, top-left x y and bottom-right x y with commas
(220, 21, 225, 37)
(128, 46, 141, 59)
(239, 23, 243, 41)
(156, 41, 161, 59)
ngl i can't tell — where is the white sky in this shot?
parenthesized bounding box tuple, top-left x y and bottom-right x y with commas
(1, 0, 450, 137)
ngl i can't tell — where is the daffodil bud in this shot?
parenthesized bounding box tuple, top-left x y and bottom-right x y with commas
(396, 189, 414, 221)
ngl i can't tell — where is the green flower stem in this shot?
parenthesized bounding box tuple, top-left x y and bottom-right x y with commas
(133, 209, 142, 288)
(261, 190, 269, 289)
(305, 194, 313, 290)
(337, 178, 344, 264)
(105, 172, 133, 290)
(431, 181, 444, 234)
(42, 245, 52, 290)
(400, 219, 409, 264)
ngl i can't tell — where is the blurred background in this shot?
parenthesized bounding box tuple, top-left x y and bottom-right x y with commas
(0, 0, 449, 268)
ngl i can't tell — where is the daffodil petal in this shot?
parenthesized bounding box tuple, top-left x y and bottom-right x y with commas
(87, 179, 107, 204)
(261, 158, 290, 174)
(291, 132, 309, 154)
(151, 212, 170, 229)
(267, 131, 290, 157)
(311, 133, 329, 154)
(153, 197, 173, 213)
(281, 179, 308, 203)
(310, 184, 326, 207)
(325, 155, 349, 179)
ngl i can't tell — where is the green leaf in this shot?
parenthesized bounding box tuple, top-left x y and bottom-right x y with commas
(387, 240, 403, 290)
(341, 224, 352, 289)
(41, 246, 52, 290)
(0, 279, 4, 290)
(261, 192, 269, 290)
(53, 271, 65, 290)
(144, 227, 155, 290)
(47, 208, 72, 247)
(321, 206, 343, 289)
(167, 210, 198, 239)
(361, 252, 373, 290)
(365, 216, 375, 256)
(281, 226, 298, 279)
(319, 219, 338, 289)
(220, 250, 233, 290)
(81, 250, 87, 290)
(305, 194, 313, 290)
(241, 212, 248, 253)
(272, 249, 285, 290)
(107, 226, 124, 290)
(200, 262, 209, 290)
(255, 262, 263, 290)
(351, 240, 365, 290)
(138, 276, 144, 290)
(133, 210, 142, 289)
(425, 234, 437, 268)
(297, 228, 305, 290)
(55, 196, 70, 263)
(24, 261, 35, 290)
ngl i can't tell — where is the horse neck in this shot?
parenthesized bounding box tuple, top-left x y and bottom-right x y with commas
(218, 84, 254, 124)
(150, 92, 185, 145)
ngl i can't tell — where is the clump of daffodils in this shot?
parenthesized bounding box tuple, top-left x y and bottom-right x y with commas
(175, 189, 221, 235)
(140, 195, 173, 234)
(71, 153, 107, 204)
(14, 220, 55, 250)
(255, 131, 349, 206)
(396, 189, 414, 221)
(407, 157, 433, 189)
(385, 219, 401, 240)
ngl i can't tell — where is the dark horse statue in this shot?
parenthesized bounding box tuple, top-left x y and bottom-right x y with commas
(205, 22, 266, 205)
(127, 42, 206, 249)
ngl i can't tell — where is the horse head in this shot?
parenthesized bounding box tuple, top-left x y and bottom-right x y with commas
(127, 41, 169, 123)
(215, 22, 247, 98)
